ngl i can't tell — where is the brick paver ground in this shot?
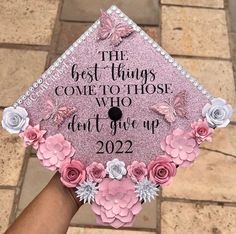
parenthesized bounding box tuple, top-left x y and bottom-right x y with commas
(0, 0, 235, 233)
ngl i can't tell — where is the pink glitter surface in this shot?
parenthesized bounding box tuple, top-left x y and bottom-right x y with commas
(20, 10, 209, 166)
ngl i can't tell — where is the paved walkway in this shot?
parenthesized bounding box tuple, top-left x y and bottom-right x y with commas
(0, 0, 236, 233)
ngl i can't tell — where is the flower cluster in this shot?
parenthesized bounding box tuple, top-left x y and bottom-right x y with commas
(1, 96, 233, 229)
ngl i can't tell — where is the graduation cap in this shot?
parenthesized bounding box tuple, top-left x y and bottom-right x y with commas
(1, 5, 233, 228)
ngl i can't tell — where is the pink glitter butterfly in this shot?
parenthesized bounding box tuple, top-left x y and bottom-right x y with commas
(150, 91, 187, 123)
(43, 100, 76, 127)
(97, 10, 134, 46)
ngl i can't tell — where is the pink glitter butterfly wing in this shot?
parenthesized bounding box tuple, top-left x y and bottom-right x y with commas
(150, 102, 176, 123)
(110, 23, 134, 46)
(53, 106, 77, 127)
(172, 91, 187, 117)
(97, 10, 114, 40)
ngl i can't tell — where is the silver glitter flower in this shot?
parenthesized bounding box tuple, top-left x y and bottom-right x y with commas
(75, 180, 98, 204)
(135, 178, 159, 203)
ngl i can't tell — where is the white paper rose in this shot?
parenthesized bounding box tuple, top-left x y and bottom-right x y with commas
(202, 98, 233, 128)
(106, 158, 127, 180)
(2, 106, 29, 134)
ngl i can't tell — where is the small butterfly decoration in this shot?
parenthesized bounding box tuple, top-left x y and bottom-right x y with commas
(42, 100, 76, 127)
(150, 91, 188, 123)
(97, 10, 134, 46)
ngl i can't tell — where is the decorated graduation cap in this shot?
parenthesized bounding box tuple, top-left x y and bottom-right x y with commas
(1, 5, 233, 228)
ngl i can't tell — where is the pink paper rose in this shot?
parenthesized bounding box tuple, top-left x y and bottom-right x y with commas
(19, 124, 46, 149)
(92, 178, 142, 229)
(37, 133, 75, 171)
(127, 161, 148, 182)
(148, 155, 176, 186)
(86, 162, 106, 183)
(190, 118, 214, 144)
(59, 159, 86, 188)
(161, 128, 200, 167)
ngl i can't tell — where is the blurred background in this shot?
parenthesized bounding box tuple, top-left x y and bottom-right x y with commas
(0, 0, 236, 233)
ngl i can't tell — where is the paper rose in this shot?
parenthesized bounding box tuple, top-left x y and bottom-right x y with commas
(91, 178, 142, 228)
(37, 133, 75, 171)
(106, 158, 127, 180)
(190, 119, 214, 144)
(148, 155, 176, 186)
(2, 106, 29, 134)
(161, 128, 200, 167)
(19, 124, 46, 149)
(202, 98, 233, 128)
(86, 162, 106, 183)
(59, 159, 86, 188)
(127, 161, 148, 182)
(135, 178, 159, 202)
(76, 180, 98, 204)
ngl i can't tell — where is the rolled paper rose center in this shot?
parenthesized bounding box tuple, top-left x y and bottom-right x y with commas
(112, 165, 122, 174)
(197, 127, 207, 136)
(157, 167, 167, 177)
(67, 168, 79, 180)
(133, 168, 143, 176)
(27, 131, 37, 140)
(8, 114, 21, 126)
(92, 167, 102, 177)
(211, 107, 225, 120)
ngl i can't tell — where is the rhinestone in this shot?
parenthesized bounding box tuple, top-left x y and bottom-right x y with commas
(81, 35, 86, 40)
(26, 91, 30, 96)
(69, 47, 74, 52)
(42, 74, 47, 79)
(128, 20, 132, 25)
(119, 12, 124, 17)
(65, 50, 71, 55)
(202, 89, 207, 94)
(85, 31, 89, 36)
(93, 24, 97, 29)
(124, 16, 128, 21)
(165, 54, 169, 60)
(37, 79, 43, 84)
(185, 74, 190, 79)
(13, 103, 18, 108)
(58, 57, 63, 63)
(190, 78, 195, 82)
(148, 39, 153, 44)
(88, 27, 93, 33)
(206, 94, 211, 99)
(161, 50, 166, 55)
(29, 87, 34, 92)
(156, 47, 161, 52)
(168, 57, 174, 63)
(198, 85, 203, 90)
(144, 36, 148, 40)
(18, 99, 22, 104)
(22, 95, 26, 100)
(54, 61, 59, 67)
(51, 65, 55, 70)
(177, 65, 182, 70)
(116, 9, 121, 14)
(62, 54, 67, 59)
(181, 70, 186, 75)
(173, 62, 178, 67)
(152, 42, 157, 48)
(107, 9, 112, 14)
(193, 81, 199, 86)
(33, 82, 38, 88)
(140, 31, 144, 36)
(135, 27, 141, 32)
(111, 5, 117, 10)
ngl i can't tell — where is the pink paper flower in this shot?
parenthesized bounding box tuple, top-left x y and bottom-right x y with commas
(37, 134, 75, 171)
(148, 155, 176, 186)
(190, 118, 214, 144)
(86, 162, 106, 183)
(59, 159, 86, 188)
(127, 161, 148, 182)
(92, 178, 142, 229)
(19, 124, 46, 149)
(161, 128, 200, 167)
